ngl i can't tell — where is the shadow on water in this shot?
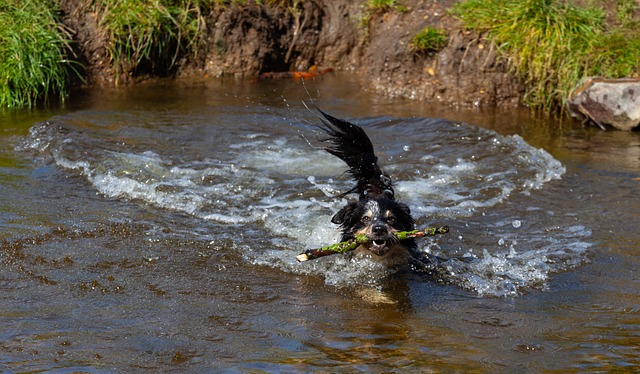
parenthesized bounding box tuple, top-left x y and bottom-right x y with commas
(0, 74, 639, 371)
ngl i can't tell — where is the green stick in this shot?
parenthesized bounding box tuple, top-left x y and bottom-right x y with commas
(296, 226, 449, 262)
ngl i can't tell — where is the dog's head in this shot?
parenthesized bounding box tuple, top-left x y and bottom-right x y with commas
(331, 197, 415, 256)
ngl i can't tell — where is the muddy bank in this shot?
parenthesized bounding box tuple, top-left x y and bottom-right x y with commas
(355, 1, 523, 107)
(60, 0, 523, 108)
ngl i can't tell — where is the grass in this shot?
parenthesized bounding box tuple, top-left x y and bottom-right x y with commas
(4, 0, 637, 114)
(93, 0, 302, 80)
(366, 0, 400, 13)
(451, 0, 640, 112)
(92, 0, 305, 79)
(358, 0, 407, 36)
(0, 0, 305, 109)
(209, 0, 298, 5)
(93, 0, 207, 80)
(410, 27, 448, 54)
(0, 0, 78, 109)
(616, 0, 640, 27)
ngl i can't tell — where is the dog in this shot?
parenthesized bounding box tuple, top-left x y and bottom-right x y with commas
(318, 111, 437, 270)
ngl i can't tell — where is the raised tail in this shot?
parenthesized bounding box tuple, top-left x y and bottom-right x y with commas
(318, 110, 395, 200)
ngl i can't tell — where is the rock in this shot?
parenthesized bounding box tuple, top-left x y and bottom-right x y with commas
(567, 77, 640, 131)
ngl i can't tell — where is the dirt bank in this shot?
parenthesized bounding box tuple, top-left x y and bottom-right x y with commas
(60, 0, 524, 108)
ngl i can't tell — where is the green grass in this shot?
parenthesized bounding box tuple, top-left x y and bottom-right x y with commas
(410, 27, 448, 53)
(93, 0, 303, 80)
(93, 0, 207, 80)
(366, 0, 399, 12)
(616, 0, 640, 27)
(358, 0, 407, 35)
(451, 0, 640, 112)
(0, 0, 77, 109)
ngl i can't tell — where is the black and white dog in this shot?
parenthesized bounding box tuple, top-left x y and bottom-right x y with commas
(318, 111, 437, 270)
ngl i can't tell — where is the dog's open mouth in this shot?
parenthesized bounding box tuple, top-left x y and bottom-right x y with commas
(369, 238, 390, 256)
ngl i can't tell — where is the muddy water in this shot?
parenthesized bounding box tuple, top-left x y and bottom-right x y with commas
(1, 74, 639, 372)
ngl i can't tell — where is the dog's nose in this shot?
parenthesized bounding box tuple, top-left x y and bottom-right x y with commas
(372, 223, 387, 236)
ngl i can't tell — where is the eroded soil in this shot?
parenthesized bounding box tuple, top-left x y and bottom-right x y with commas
(60, 0, 524, 108)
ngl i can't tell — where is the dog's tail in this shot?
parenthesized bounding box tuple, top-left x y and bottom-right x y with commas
(318, 110, 395, 200)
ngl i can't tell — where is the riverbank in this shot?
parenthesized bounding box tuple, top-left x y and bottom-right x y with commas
(59, 0, 525, 109)
(2, 0, 639, 118)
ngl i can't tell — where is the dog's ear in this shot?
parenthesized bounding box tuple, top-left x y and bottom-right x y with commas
(331, 202, 358, 225)
(396, 202, 415, 229)
(399, 202, 411, 216)
(393, 203, 415, 230)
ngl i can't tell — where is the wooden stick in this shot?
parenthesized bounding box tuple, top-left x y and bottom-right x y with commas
(296, 226, 449, 262)
(393, 226, 449, 240)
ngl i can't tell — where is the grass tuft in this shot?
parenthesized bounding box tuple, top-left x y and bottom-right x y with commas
(93, 0, 207, 80)
(359, 0, 407, 36)
(410, 27, 448, 54)
(366, 0, 399, 13)
(451, 0, 640, 112)
(0, 0, 78, 109)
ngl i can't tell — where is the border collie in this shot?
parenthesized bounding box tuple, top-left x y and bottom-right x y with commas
(318, 111, 434, 270)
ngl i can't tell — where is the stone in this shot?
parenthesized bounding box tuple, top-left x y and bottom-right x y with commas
(567, 77, 640, 131)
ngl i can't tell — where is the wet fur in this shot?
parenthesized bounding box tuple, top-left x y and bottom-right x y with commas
(318, 111, 423, 268)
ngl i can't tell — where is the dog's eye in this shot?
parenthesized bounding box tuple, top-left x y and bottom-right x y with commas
(361, 216, 371, 223)
(386, 216, 396, 224)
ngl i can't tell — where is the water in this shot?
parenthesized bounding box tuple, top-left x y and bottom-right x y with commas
(1, 75, 639, 371)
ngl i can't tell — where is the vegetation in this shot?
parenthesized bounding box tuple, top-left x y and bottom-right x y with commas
(451, 0, 640, 112)
(93, 0, 207, 80)
(409, 27, 448, 54)
(0, 0, 78, 109)
(209, 0, 297, 5)
(2, 0, 638, 113)
(616, 0, 640, 27)
(366, 0, 400, 13)
(93, 0, 300, 80)
(358, 0, 407, 36)
(0, 0, 306, 109)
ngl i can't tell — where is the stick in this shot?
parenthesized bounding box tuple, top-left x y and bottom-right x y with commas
(296, 226, 449, 262)
(393, 226, 450, 240)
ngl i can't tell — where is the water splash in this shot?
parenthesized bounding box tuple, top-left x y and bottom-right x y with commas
(18, 115, 591, 296)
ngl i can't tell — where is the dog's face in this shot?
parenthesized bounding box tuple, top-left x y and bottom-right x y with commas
(332, 198, 415, 256)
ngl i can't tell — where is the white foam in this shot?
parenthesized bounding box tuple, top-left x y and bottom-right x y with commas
(236, 139, 344, 177)
(433, 223, 593, 296)
(393, 133, 566, 220)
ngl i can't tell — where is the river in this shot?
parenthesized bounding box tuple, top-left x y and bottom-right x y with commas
(1, 74, 639, 372)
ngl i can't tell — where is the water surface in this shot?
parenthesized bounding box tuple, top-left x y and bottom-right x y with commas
(1, 75, 639, 372)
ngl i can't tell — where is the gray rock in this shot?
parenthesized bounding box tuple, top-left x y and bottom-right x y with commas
(567, 77, 640, 131)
